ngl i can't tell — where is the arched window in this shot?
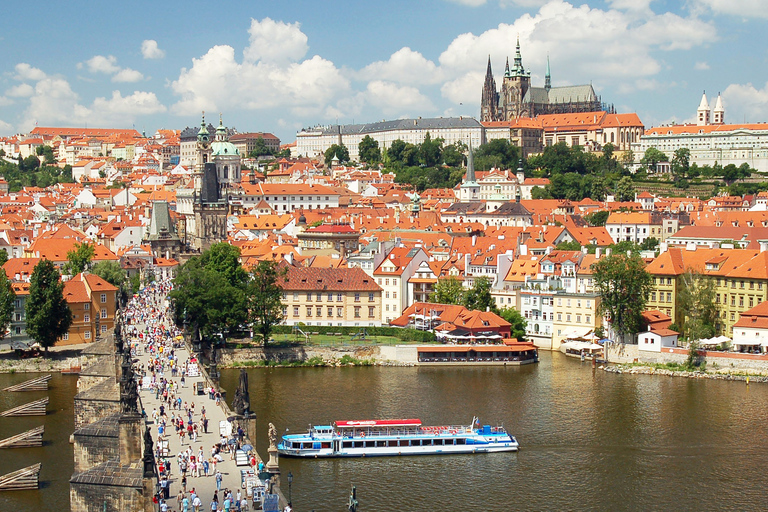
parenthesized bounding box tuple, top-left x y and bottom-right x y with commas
(223, 166, 228, 179)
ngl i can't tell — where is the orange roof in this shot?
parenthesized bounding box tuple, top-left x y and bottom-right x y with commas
(645, 122, 768, 136)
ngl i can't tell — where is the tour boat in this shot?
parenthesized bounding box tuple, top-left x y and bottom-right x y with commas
(277, 417, 519, 458)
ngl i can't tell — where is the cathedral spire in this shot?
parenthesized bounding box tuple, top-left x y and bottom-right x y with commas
(504, 56, 510, 77)
(513, 36, 525, 76)
(466, 142, 476, 184)
(545, 54, 551, 92)
(486, 54, 493, 77)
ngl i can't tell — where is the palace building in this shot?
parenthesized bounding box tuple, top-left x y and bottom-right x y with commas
(480, 39, 612, 122)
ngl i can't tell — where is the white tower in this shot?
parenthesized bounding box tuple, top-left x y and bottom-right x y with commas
(713, 92, 725, 125)
(697, 91, 710, 126)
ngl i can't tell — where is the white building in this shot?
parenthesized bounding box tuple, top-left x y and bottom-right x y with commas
(231, 183, 340, 212)
(638, 328, 679, 352)
(296, 117, 484, 161)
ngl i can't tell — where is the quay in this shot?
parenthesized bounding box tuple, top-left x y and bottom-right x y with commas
(68, 280, 286, 512)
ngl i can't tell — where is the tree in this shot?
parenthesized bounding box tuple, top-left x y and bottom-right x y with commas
(418, 132, 443, 168)
(247, 260, 287, 345)
(671, 148, 690, 183)
(640, 147, 667, 174)
(25, 260, 73, 354)
(592, 253, 653, 343)
(584, 210, 610, 227)
(0, 248, 8, 266)
(358, 135, 381, 165)
(499, 308, 527, 341)
(640, 237, 659, 252)
(324, 144, 350, 168)
(615, 176, 635, 202)
(92, 260, 130, 305)
(677, 269, 718, 342)
(430, 276, 465, 305)
(462, 276, 498, 313)
(442, 142, 466, 168)
(0, 269, 15, 342)
(474, 139, 521, 171)
(64, 242, 95, 275)
(556, 240, 582, 251)
(590, 176, 608, 201)
(247, 137, 273, 158)
(23, 155, 41, 171)
(198, 242, 248, 288)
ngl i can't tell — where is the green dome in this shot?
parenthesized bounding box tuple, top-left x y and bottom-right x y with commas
(211, 140, 239, 156)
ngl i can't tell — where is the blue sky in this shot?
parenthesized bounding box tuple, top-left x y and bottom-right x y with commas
(1, 0, 767, 143)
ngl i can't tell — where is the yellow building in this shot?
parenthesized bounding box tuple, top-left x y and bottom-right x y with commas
(61, 273, 119, 345)
(551, 293, 602, 350)
(281, 266, 383, 327)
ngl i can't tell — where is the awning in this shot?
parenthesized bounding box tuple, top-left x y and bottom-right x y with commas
(733, 339, 762, 346)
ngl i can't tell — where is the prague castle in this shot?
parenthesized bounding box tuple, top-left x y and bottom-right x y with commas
(481, 39, 612, 122)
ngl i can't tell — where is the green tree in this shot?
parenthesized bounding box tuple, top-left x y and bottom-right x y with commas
(198, 242, 248, 288)
(677, 269, 718, 342)
(442, 142, 466, 168)
(462, 276, 498, 313)
(556, 240, 582, 251)
(615, 176, 635, 202)
(324, 144, 350, 168)
(246, 260, 288, 345)
(64, 242, 95, 275)
(418, 132, 443, 168)
(590, 176, 608, 201)
(247, 137, 273, 158)
(358, 135, 381, 165)
(499, 307, 527, 341)
(23, 155, 41, 171)
(0, 248, 8, 266)
(25, 260, 73, 354)
(474, 138, 520, 171)
(584, 210, 610, 227)
(671, 148, 690, 183)
(593, 253, 653, 343)
(92, 260, 130, 305)
(640, 147, 667, 174)
(430, 276, 465, 305)
(640, 237, 659, 252)
(0, 269, 15, 342)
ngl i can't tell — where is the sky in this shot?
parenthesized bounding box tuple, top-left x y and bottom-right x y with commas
(1, 0, 767, 144)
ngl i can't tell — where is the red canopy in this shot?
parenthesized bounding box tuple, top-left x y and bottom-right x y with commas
(335, 419, 422, 428)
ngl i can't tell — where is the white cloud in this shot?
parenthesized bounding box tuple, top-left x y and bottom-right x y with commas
(85, 55, 120, 74)
(358, 47, 443, 85)
(437, 0, 714, 106)
(693, 0, 768, 19)
(141, 39, 165, 59)
(243, 17, 308, 64)
(0, 119, 13, 133)
(0, 97, 13, 107)
(443, 0, 487, 6)
(19, 76, 165, 132)
(722, 82, 768, 123)
(695, 61, 710, 70)
(112, 68, 145, 83)
(6, 83, 34, 97)
(171, 24, 349, 118)
(365, 81, 435, 116)
(14, 63, 46, 81)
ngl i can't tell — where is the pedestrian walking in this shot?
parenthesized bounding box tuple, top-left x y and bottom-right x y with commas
(215, 470, 222, 490)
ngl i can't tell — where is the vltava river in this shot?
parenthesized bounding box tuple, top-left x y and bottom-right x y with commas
(221, 352, 768, 511)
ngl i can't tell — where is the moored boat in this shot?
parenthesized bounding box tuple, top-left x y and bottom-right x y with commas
(277, 417, 518, 458)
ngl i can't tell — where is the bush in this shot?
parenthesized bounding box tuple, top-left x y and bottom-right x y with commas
(271, 325, 436, 342)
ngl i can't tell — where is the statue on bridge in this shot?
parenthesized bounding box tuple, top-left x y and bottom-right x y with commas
(232, 369, 251, 417)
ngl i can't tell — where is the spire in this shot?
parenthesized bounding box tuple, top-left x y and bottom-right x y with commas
(513, 36, 525, 76)
(466, 142, 476, 184)
(697, 91, 710, 111)
(713, 92, 725, 125)
(486, 55, 493, 77)
(504, 57, 510, 77)
(697, 91, 711, 126)
(545, 54, 551, 92)
(197, 111, 209, 141)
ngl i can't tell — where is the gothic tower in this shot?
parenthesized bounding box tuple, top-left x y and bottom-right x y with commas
(500, 37, 532, 120)
(697, 91, 711, 126)
(191, 112, 228, 252)
(713, 92, 725, 125)
(480, 56, 499, 122)
(545, 55, 551, 92)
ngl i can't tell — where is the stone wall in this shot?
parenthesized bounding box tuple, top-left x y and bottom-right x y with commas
(74, 379, 120, 429)
(219, 345, 384, 365)
(73, 414, 119, 473)
(605, 342, 768, 373)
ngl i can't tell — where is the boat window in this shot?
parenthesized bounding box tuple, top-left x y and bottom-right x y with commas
(342, 441, 353, 448)
(388, 440, 398, 447)
(321, 442, 331, 449)
(376, 440, 387, 447)
(456, 438, 466, 445)
(365, 441, 375, 448)
(302, 443, 312, 449)
(399, 440, 408, 447)
(353, 441, 364, 448)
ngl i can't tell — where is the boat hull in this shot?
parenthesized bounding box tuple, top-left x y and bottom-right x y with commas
(278, 444, 519, 458)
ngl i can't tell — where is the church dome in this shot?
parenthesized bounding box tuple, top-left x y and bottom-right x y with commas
(211, 140, 239, 156)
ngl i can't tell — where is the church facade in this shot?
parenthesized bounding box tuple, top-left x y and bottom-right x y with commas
(481, 39, 612, 122)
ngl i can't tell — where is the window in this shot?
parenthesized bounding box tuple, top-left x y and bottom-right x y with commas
(306, 307, 312, 317)
(337, 307, 343, 317)
(337, 293, 342, 302)
(651, 292, 656, 301)
(307, 292, 313, 301)
(100, 293, 107, 303)
(14, 299, 19, 308)
(84, 303, 90, 310)
(293, 307, 299, 316)
(566, 314, 571, 322)
(741, 281, 745, 289)
(393, 291, 397, 299)
(84, 314, 90, 322)
(368, 292, 374, 302)
(749, 297, 754, 308)
(101, 309, 107, 319)
(386, 305, 389, 311)
(293, 292, 299, 301)
(586, 315, 591, 324)
(666, 293, 672, 302)
(328, 307, 333, 317)
(328, 293, 333, 301)
(368, 306, 375, 318)
(385, 291, 390, 299)
(316, 306, 323, 317)
(84, 331, 91, 339)
(15, 313, 21, 321)
(557, 298, 562, 306)
(557, 313, 562, 321)
(739, 297, 744, 307)
(63, 332, 69, 341)
(576, 315, 581, 323)
(667, 278, 672, 285)
(354, 293, 360, 302)
(354, 307, 361, 318)
(316, 294, 322, 302)
(731, 296, 736, 306)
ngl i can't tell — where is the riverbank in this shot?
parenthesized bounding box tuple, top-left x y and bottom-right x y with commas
(0, 345, 84, 373)
(601, 363, 768, 382)
(220, 344, 415, 368)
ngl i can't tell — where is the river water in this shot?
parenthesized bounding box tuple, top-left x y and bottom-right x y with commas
(220, 352, 768, 512)
(1, 352, 766, 512)
(0, 372, 76, 512)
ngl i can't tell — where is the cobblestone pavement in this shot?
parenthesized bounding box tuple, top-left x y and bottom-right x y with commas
(128, 283, 257, 512)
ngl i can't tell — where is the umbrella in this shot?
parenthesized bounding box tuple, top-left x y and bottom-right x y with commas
(227, 438, 238, 445)
(10, 341, 30, 350)
(241, 444, 253, 452)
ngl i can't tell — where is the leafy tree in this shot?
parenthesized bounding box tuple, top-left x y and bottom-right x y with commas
(25, 260, 73, 354)
(462, 276, 498, 313)
(247, 137, 273, 158)
(615, 176, 635, 202)
(530, 186, 552, 199)
(671, 148, 690, 183)
(442, 142, 466, 168)
(610, 240, 642, 256)
(639, 237, 659, 252)
(246, 260, 288, 345)
(722, 163, 752, 185)
(640, 147, 667, 174)
(590, 176, 608, 201)
(92, 260, 130, 305)
(499, 307, 527, 341)
(593, 253, 653, 343)
(0, 269, 15, 342)
(584, 210, 610, 227)
(358, 135, 381, 165)
(418, 132, 443, 168)
(556, 240, 582, 251)
(324, 143, 350, 168)
(64, 242, 95, 275)
(620, 149, 635, 171)
(677, 269, 718, 342)
(430, 276, 465, 305)
(23, 155, 41, 171)
(600, 143, 618, 174)
(474, 139, 520, 170)
(198, 242, 248, 288)
(0, 248, 8, 266)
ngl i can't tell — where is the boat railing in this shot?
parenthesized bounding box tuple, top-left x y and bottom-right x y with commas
(335, 425, 473, 438)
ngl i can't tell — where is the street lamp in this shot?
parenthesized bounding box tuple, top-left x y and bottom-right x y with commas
(287, 471, 293, 505)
